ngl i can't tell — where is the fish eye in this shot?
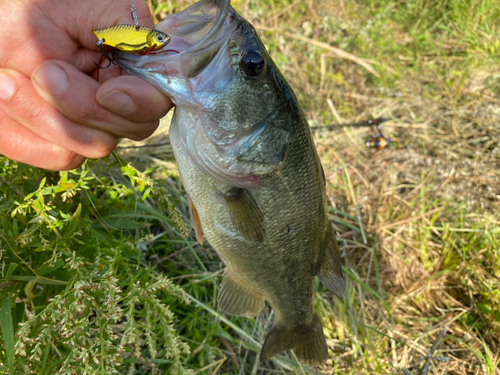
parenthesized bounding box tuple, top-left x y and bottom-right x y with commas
(157, 34, 165, 43)
(241, 51, 265, 77)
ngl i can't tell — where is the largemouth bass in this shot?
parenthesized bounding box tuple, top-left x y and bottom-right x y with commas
(114, 0, 345, 366)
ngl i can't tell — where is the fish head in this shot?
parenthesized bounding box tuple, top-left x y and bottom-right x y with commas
(114, 0, 297, 188)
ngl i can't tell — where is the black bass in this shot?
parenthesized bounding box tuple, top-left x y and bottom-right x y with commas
(114, 0, 345, 366)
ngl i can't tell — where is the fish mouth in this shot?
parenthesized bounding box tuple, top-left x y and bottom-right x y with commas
(113, 0, 234, 79)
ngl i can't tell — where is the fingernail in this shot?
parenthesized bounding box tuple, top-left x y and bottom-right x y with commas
(33, 63, 68, 96)
(99, 91, 135, 114)
(0, 72, 15, 100)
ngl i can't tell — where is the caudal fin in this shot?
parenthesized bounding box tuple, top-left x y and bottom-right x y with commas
(260, 313, 328, 366)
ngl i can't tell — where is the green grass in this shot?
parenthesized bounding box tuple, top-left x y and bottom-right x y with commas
(2, 0, 500, 374)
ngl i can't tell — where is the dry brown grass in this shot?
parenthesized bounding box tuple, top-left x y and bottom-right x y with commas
(120, 0, 500, 373)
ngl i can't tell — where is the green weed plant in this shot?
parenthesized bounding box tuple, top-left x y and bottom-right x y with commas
(0, 158, 191, 374)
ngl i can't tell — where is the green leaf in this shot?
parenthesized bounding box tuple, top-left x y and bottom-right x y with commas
(142, 187, 153, 201)
(5, 263, 18, 280)
(493, 311, 500, 322)
(0, 296, 14, 374)
(38, 177, 47, 190)
(151, 359, 170, 364)
(0, 199, 11, 213)
(462, 312, 477, 326)
(143, 166, 159, 175)
(35, 278, 68, 286)
(66, 203, 82, 238)
(9, 276, 67, 286)
(478, 303, 492, 314)
(36, 259, 65, 276)
(12, 219, 19, 236)
(40, 343, 50, 375)
(24, 280, 37, 298)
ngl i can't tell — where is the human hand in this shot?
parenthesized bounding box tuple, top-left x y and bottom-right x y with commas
(0, 0, 173, 170)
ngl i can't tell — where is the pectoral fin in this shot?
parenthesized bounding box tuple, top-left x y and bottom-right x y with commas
(218, 268, 264, 317)
(187, 194, 204, 244)
(317, 224, 345, 299)
(217, 187, 266, 242)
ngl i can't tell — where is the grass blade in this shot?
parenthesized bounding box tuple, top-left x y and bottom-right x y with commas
(0, 296, 14, 374)
(40, 343, 51, 375)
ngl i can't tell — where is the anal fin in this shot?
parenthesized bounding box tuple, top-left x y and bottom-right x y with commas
(217, 187, 266, 242)
(318, 224, 345, 299)
(261, 312, 328, 366)
(218, 268, 264, 317)
(187, 194, 204, 244)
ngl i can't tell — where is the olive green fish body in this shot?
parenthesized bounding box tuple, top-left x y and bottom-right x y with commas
(171, 103, 327, 325)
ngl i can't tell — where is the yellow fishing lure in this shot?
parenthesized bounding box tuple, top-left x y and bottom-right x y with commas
(93, 25, 170, 53)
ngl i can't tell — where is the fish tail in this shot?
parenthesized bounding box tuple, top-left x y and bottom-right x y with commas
(260, 312, 328, 366)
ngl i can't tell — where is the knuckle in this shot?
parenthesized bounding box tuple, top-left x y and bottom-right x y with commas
(72, 100, 113, 128)
(77, 101, 100, 123)
(18, 95, 45, 123)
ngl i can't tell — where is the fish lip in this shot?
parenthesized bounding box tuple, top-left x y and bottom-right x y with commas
(114, 0, 233, 68)
(182, 0, 230, 55)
